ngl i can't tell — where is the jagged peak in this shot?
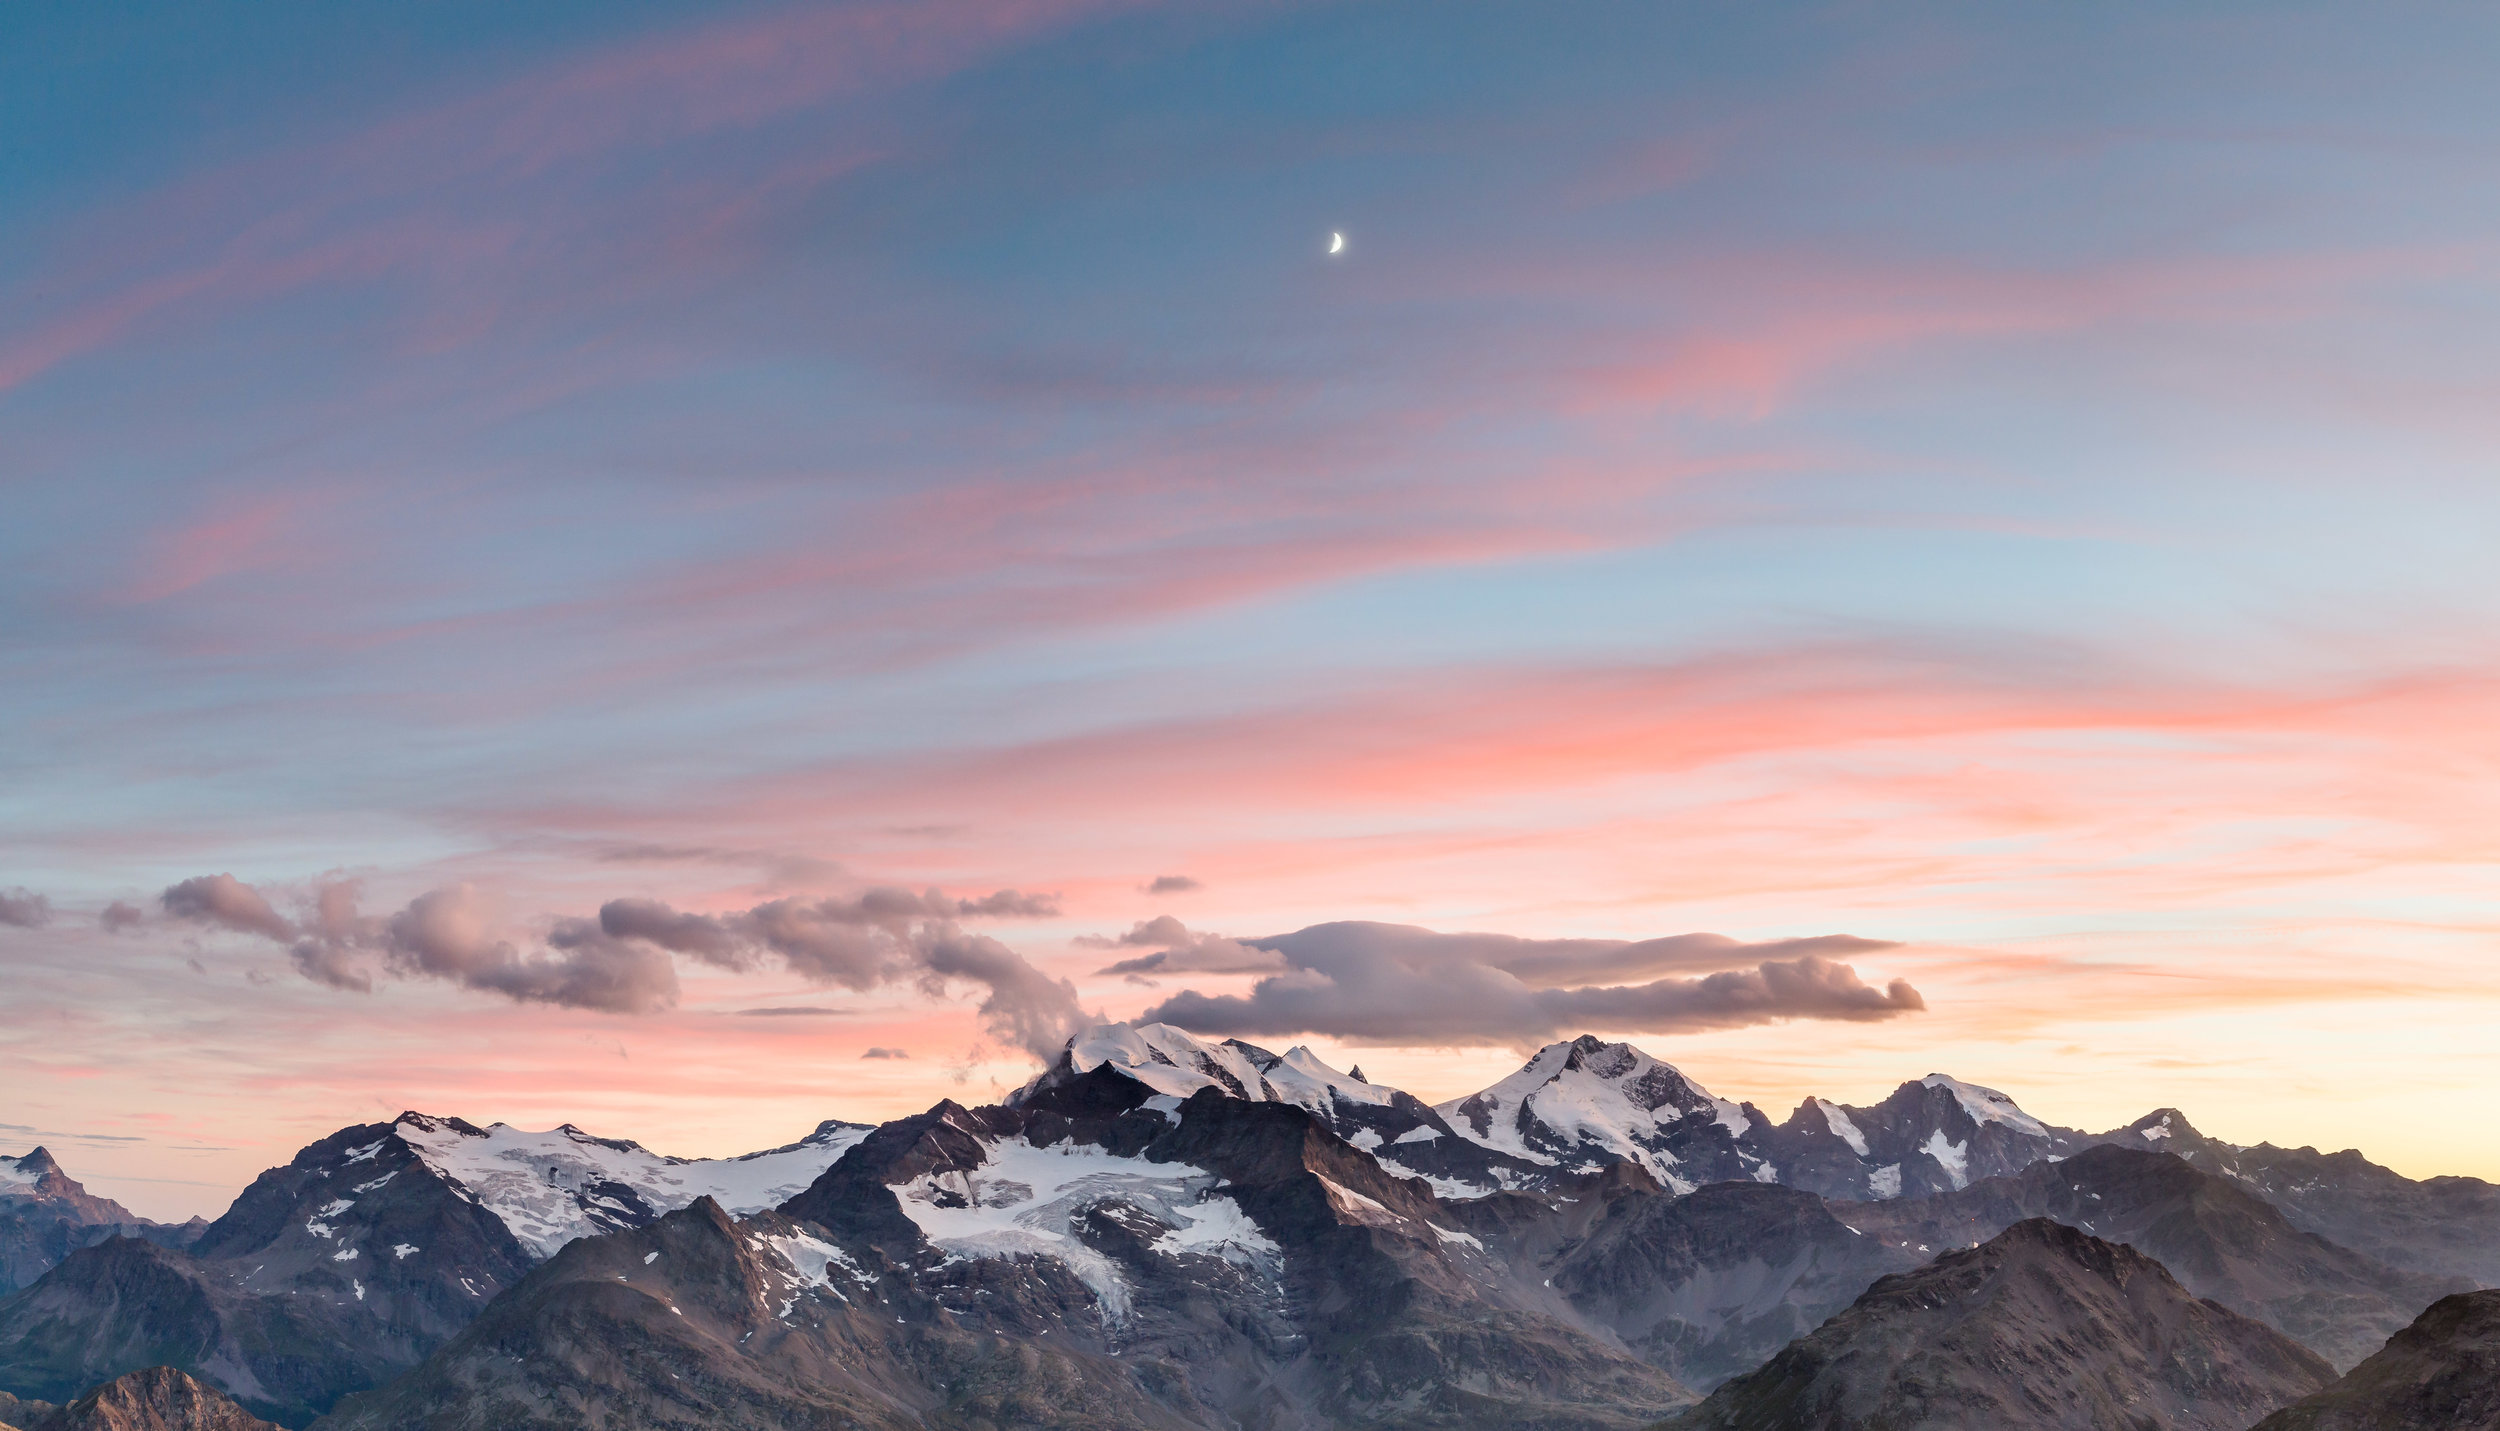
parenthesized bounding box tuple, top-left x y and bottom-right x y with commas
(1022, 1020, 1398, 1112)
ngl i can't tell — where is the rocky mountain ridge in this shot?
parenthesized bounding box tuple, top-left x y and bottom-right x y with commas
(0, 1115, 865, 1424)
(3, 1023, 2492, 1428)
(8, 1366, 278, 1431)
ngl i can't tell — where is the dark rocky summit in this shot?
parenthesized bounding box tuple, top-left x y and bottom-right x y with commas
(2250, 1287, 2500, 1431)
(1668, 1218, 2335, 1430)
(17, 1366, 278, 1431)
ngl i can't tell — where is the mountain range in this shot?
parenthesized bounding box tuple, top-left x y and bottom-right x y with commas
(5, 1022, 2493, 1429)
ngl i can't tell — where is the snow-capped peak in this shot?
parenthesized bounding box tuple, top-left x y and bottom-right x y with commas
(1436, 1035, 1725, 1190)
(389, 1112, 870, 1260)
(0, 1150, 46, 1192)
(1919, 1074, 2049, 1138)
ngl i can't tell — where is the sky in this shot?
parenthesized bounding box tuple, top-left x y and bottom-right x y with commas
(5, 0, 2500, 1221)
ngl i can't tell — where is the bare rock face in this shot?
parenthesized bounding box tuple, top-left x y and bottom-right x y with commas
(25, 1367, 278, 1431)
(1469, 1172, 1921, 1391)
(1668, 1218, 2335, 1431)
(0, 1151, 197, 1297)
(2251, 1288, 2500, 1431)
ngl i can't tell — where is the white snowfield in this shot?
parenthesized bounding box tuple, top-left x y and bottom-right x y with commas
(0, 1153, 39, 1192)
(891, 1128, 1278, 1323)
(393, 1113, 870, 1261)
(1812, 1098, 1871, 1157)
(755, 1226, 878, 1319)
(1051, 1022, 1400, 1119)
(1432, 1037, 1722, 1194)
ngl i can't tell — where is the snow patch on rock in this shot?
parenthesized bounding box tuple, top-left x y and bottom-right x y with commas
(1815, 1099, 1870, 1156)
(1923, 1129, 1970, 1190)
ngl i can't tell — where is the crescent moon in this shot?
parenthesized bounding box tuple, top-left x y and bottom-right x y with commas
(1328, 231, 1345, 255)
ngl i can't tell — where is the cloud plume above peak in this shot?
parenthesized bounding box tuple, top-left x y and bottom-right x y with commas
(1135, 919, 1922, 1045)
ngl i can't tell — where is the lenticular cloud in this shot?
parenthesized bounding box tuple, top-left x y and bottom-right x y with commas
(1130, 918, 1923, 1044)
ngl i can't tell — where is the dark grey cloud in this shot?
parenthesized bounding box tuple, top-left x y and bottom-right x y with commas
(1145, 875, 1201, 895)
(161, 874, 292, 941)
(290, 939, 374, 993)
(1077, 916, 1288, 976)
(289, 878, 377, 992)
(597, 897, 755, 969)
(156, 873, 665, 1012)
(590, 887, 1072, 1047)
(98, 901, 144, 933)
(146, 870, 1080, 1044)
(861, 1046, 910, 1059)
(397, 887, 679, 1014)
(0, 888, 52, 929)
(1256, 922, 1897, 987)
(587, 887, 1089, 1054)
(1138, 919, 1922, 1045)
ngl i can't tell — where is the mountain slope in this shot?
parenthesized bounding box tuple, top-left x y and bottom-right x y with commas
(1457, 1170, 1921, 1390)
(1669, 1218, 2335, 1430)
(1830, 1142, 2466, 1370)
(2251, 1288, 2500, 1430)
(1, 1152, 196, 1296)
